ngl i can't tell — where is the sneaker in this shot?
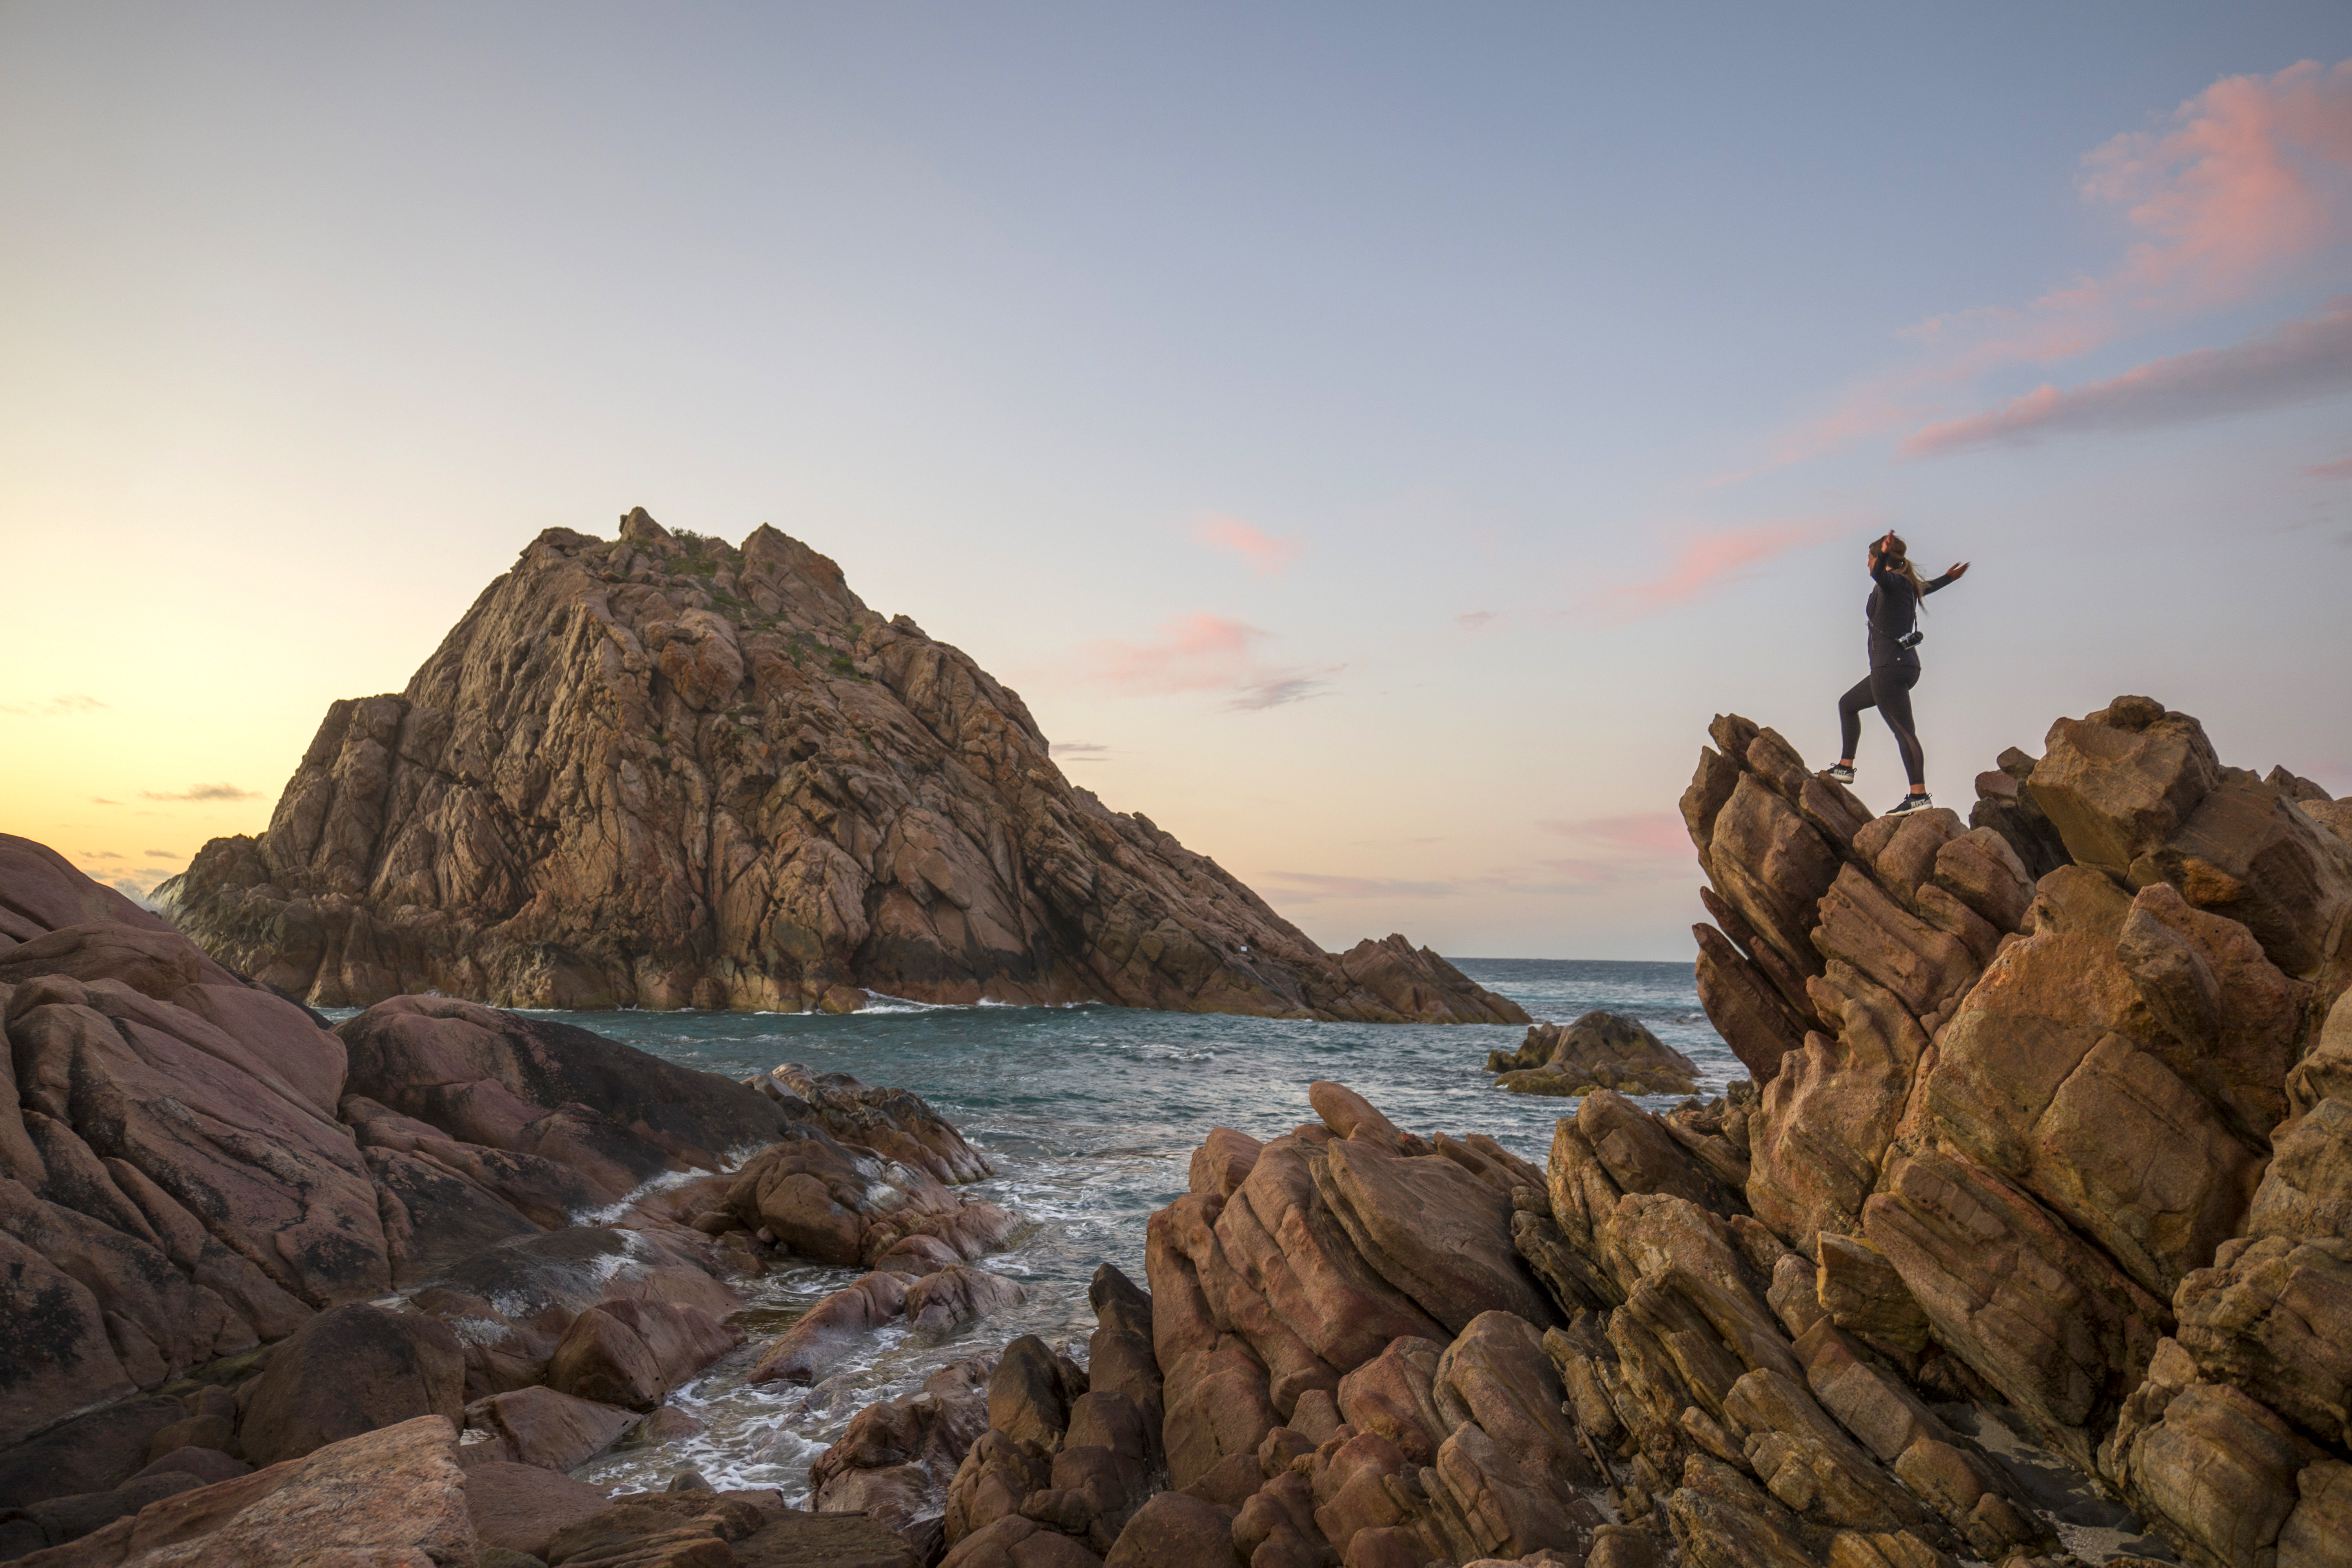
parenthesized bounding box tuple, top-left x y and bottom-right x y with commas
(1884, 793, 1934, 816)
(1823, 764, 1856, 784)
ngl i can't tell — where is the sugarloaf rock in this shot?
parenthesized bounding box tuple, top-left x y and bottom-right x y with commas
(158, 510, 1524, 1024)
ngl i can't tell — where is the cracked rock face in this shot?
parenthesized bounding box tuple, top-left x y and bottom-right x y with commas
(158, 509, 1525, 1026)
(1674, 698, 2352, 1568)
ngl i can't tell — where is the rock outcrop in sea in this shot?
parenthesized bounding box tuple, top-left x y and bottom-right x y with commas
(154, 510, 1525, 1026)
(1487, 1013, 1703, 1098)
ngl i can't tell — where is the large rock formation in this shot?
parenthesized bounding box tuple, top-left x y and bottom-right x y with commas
(155, 510, 1526, 1024)
(1674, 697, 2352, 1568)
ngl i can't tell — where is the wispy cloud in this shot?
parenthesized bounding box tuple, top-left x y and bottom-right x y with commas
(2309, 451, 2352, 479)
(1228, 674, 1334, 712)
(140, 783, 260, 802)
(1906, 298, 2352, 456)
(1532, 811, 1696, 886)
(1455, 610, 1499, 631)
(1077, 613, 1259, 693)
(1744, 58, 2352, 472)
(143, 849, 179, 858)
(1072, 613, 1337, 711)
(1257, 870, 1459, 902)
(1593, 518, 1847, 619)
(1257, 833, 1702, 910)
(90, 796, 122, 806)
(1, 693, 105, 717)
(1050, 741, 1112, 759)
(1192, 514, 1305, 576)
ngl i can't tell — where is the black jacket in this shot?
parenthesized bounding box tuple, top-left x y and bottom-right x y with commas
(1866, 561, 1956, 668)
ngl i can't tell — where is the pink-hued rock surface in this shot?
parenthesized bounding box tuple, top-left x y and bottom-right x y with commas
(0, 828, 1009, 1563)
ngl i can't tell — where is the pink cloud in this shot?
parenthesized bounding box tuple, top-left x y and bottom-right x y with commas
(1455, 610, 1499, 631)
(1918, 59, 2352, 376)
(1073, 613, 1336, 710)
(1522, 811, 1698, 890)
(1595, 517, 1847, 618)
(2310, 452, 2352, 479)
(1904, 297, 2352, 456)
(2065, 60, 2352, 319)
(1078, 613, 1260, 694)
(1193, 514, 1304, 575)
(1748, 58, 2352, 472)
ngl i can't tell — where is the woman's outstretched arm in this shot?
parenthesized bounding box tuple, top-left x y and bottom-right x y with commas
(1924, 560, 1971, 594)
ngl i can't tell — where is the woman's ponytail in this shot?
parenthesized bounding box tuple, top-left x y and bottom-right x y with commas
(1880, 531, 1927, 600)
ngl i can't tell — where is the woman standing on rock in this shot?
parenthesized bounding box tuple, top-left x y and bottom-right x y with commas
(1823, 529, 1967, 816)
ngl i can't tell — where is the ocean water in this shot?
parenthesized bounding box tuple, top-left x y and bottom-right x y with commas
(543, 958, 1733, 1497)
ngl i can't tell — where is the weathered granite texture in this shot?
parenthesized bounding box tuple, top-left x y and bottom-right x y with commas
(157, 511, 1526, 1025)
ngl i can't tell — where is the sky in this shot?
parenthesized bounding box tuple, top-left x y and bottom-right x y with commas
(4, 5, 2350, 960)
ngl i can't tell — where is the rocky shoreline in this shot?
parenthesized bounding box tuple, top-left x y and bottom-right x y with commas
(3, 689, 2347, 1568)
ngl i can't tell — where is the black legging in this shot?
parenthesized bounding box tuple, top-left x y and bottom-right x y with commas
(1840, 660, 1924, 786)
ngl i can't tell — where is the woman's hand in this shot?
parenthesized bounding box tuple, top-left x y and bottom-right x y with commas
(1945, 561, 1971, 580)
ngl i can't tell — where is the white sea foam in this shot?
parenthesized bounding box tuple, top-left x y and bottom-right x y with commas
(570, 1169, 707, 1227)
(551, 958, 1732, 1499)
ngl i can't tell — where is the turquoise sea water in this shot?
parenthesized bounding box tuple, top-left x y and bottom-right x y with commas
(539, 958, 1733, 1495)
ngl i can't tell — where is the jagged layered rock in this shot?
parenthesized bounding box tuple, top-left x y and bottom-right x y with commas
(1677, 697, 2352, 1568)
(156, 510, 1527, 1025)
(1486, 1012, 1702, 1098)
(1129, 1082, 1615, 1566)
(809, 1356, 996, 1557)
(922, 1279, 1160, 1563)
(0, 831, 1032, 1561)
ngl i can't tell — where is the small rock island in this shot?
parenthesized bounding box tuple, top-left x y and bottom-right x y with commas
(155, 511, 1524, 1026)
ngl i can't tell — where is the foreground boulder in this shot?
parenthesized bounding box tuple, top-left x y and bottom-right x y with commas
(234, 1303, 466, 1466)
(927, 1273, 1152, 1563)
(811, 1358, 996, 1554)
(545, 1296, 743, 1410)
(156, 511, 1526, 1024)
(0, 840, 380, 1448)
(15, 1414, 474, 1567)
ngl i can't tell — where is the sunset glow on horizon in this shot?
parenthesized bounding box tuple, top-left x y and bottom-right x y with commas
(5, 5, 2350, 959)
